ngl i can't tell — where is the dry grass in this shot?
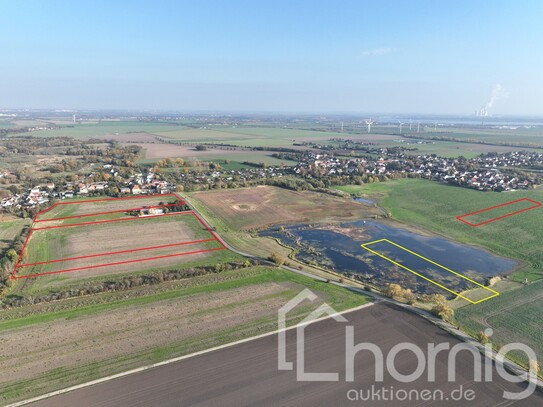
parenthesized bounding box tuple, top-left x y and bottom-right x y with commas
(19, 214, 220, 278)
(0, 282, 292, 384)
(38, 196, 179, 221)
(191, 185, 382, 230)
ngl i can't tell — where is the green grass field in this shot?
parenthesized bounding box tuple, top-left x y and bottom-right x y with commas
(197, 152, 295, 166)
(14, 120, 543, 160)
(455, 278, 543, 367)
(354, 125, 543, 146)
(392, 140, 543, 158)
(340, 178, 543, 368)
(0, 217, 30, 252)
(18, 121, 188, 138)
(425, 126, 543, 145)
(9, 247, 243, 299)
(137, 151, 295, 167)
(346, 179, 543, 281)
(1, 266, 369, 331)
(9, 210, 237, 295)
(155, 127, 344, 147)
(0, 120, 16, 128)
(21, 214, 217, 274)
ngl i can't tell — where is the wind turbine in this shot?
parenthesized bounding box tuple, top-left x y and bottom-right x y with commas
(409, 119, 413, 131)
(398, 120, 405, 134)
(417, 121, 421, 133)
(365, 119, 374, 134)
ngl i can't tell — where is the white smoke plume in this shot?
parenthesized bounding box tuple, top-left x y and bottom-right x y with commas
(486, 83, 505, 110)
(477, 84, 506, 117)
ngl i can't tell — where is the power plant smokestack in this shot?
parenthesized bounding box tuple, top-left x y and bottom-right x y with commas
(478, 84, 505, 125)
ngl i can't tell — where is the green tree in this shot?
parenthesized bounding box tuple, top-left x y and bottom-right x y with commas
(5, 249, 18, 263)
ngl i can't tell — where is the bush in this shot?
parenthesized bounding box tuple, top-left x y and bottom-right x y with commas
(269, 252, 285, 265)
(383, 283, 403, 298)
(477, 330, 490, 344)
(432, 303, 455, 323)
(1, 260, 250, 309)
(383, 283, 418, 304)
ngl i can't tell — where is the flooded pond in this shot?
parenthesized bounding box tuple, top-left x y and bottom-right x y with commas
(353, 197, 375, 205)
(260, 220, 517, 296)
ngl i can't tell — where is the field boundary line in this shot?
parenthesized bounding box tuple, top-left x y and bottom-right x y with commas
(18, 238, 218, 268)
(5, 302, 374, 407)
(361, 239, 499, 304)
(456, 197, 541, 227)
(13, 247, 225, 279)
(34, 193, 184, 221)
(34, 203, 181, 223)
(32, 211, 195, 231)
(12, 200, 224, 278)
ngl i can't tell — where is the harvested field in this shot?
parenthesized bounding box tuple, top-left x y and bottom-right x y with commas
(138, 144, 288, 163)
(16, 212, 224, 278)
(13, 194, 228, 282)
(0, 282, 292, 384)
(190, 186, 383, 230)
(0, 267, 369, 404)
(17, 212, 222, 275)
(138, 143, 213, 159)
(129, 142, 294, 166)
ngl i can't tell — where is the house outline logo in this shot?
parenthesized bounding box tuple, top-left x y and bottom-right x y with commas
(278, 288, 348, 381)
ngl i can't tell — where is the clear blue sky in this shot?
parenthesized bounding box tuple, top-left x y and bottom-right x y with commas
(1, 0, 542, 115)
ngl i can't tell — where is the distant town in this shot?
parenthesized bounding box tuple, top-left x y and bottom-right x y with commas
(2, 141, 541, 219)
